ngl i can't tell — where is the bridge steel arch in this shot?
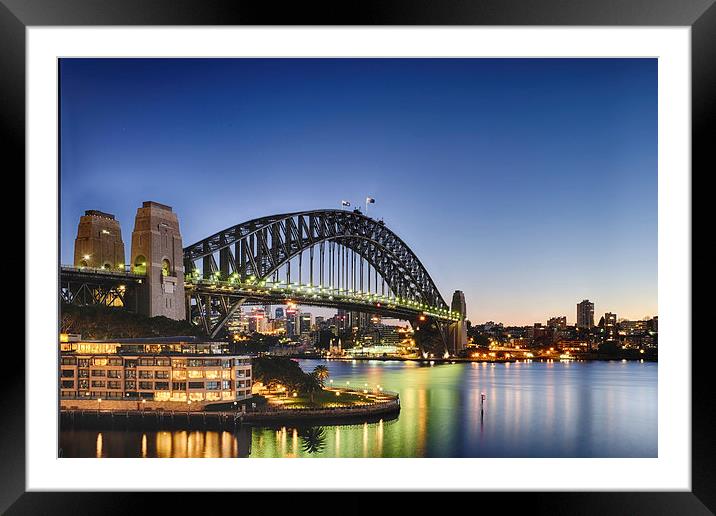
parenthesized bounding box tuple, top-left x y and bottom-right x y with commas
(183, 209, 452, 339)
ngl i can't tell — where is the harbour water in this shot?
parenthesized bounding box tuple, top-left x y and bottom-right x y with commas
(60, 359, 657, 458)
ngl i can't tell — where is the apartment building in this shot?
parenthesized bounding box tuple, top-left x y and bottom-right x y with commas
(59, 337, 252, 404)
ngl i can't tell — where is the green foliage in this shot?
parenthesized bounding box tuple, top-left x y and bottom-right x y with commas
(60, 304, 203, 339)
(252, 356, 308, 392)
(312, 365, 330, 386)
(598, 341, 619, 355)
(252, 357, 328, 400)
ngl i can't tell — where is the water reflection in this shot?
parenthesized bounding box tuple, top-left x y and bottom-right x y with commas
(59, 360, 657, 458)
(299, 427, 327, 454)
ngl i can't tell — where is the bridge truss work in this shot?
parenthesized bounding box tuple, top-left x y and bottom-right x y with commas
(59, 266, 144, 311)
(183, 209, 463, 353)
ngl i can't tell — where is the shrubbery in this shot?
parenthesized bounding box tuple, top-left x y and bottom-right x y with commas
(60, 304, 204, 340)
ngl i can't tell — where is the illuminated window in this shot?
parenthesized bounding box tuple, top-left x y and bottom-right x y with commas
(134, 255, 147, 275)
(172, 370, 187, 380)
(188, 370, 203, 379)
(162, 259, 171, 277)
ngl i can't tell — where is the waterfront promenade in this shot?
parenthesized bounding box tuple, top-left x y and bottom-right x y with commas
(60, 387, 400, 430)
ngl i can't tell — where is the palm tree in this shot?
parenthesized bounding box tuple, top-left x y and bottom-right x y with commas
(300, 427, 327, 454)
(312, 365, 330, 386)
(302, 373, 324, 403)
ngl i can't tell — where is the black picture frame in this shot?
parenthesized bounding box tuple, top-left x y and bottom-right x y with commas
(4, 0, 711, 513)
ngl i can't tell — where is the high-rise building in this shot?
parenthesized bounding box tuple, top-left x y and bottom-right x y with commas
(248, 307, 267, 333)
(547, 316, 567, 329)
(336, 309, 349, 331)
(285, 305, 298, 337)
(299, 313, 312, 335)
(577, 300, 595, 329)
(604, 312, 617, 326)
(350, 312, 371, 331)
(604, 312, 617, 339)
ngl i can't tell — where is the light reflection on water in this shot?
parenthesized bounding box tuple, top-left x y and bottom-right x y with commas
(60, 360, 657, 458)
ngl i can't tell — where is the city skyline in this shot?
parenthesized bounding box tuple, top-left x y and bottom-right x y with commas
(59, 58, 657, 324)
(237, 300, 655, 328)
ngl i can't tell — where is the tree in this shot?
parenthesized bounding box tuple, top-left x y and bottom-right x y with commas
(312, 365, 330, 386)
(302, 373, 324, 403)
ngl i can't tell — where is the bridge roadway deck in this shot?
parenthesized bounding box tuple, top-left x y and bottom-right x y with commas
(60, 265, 145, 284)
(185, 278, 461, 323)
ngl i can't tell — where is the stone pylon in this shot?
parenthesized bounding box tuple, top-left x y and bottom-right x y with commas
(74, 210, 125, 270)
(448, 290, 468, 356)
(130, 201, 185, 320)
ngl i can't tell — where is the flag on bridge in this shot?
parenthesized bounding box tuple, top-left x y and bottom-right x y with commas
(341, 200, 351, 207)
(366, 197, 375, 204)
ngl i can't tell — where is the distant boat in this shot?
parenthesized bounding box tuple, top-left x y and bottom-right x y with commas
(559, 353, 575, 360)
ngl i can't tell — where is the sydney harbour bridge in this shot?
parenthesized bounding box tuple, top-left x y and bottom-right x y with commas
(61, 203, 468, 356)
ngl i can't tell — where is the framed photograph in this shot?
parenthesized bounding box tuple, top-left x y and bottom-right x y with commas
(6, 0, 711, 512)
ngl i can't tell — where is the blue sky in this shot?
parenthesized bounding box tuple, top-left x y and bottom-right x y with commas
(60, 58, 657, 324)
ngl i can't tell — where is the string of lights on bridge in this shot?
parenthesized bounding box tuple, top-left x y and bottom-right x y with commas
(184, 269, 462, 322)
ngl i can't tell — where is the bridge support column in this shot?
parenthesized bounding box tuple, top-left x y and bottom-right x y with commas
(413, 317, 450, 358)
(130, 201, 185, 320)
(448, 290, 468, 356)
